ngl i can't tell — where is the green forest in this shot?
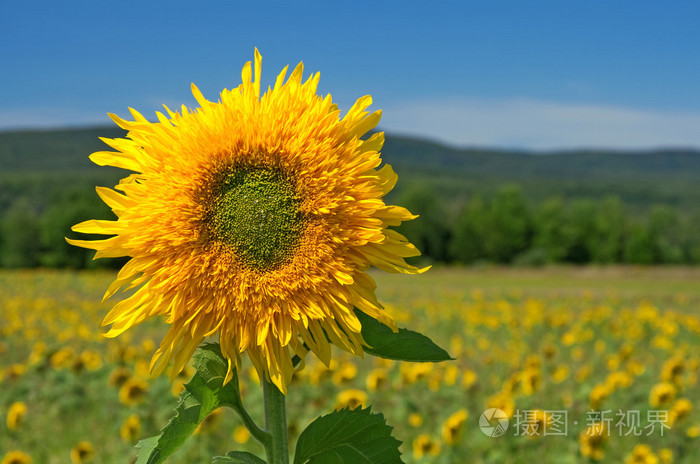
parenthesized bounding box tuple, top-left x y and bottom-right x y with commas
(2, 126, 700, 268)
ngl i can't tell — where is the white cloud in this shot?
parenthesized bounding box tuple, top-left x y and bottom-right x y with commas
(379, 97, 700, 150)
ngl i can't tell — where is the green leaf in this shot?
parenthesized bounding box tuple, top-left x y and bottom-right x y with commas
(135, 436, 159, 462)
(293, 407, 403, 464)
(135, 343, 242, 464)
(355, 309, 453, 362)
(213, 451, 267, 464)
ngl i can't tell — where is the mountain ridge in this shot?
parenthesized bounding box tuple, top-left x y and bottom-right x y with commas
(2, 126, 700, 214)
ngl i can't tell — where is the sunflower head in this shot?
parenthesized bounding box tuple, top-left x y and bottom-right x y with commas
(70, 442, 94, 464)
(68, 49, 425, 393)
(6, 402, 27, 431)
(120, 414, 141, 443)
(1, 451, 32, 464)
(119, 377, 148, 406)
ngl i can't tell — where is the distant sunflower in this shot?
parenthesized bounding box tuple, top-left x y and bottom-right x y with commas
(6, 402, 27, 430)
(441, 409, 468, 445)
(335, 389, 368, 410)
(120, 414, 141, 443)
(68, 49, 424, 393)
(70, 441, 94, 464)
(119, 377, 148, 406)
(1, 451, 32, 464)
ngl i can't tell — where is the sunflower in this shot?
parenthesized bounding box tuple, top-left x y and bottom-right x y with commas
(69, 441, 94, 464)
(1, 451, 32, 464)
(335, 389, 368, 410)
(6, 402, 27, 431)
(120, 414, 141, 443)
(68, 49, 424, 393)
(118, 377, 148, 406)
(441, 409, 468, 445)
(624, 444, 659, 464)
(233, 424, 251, 444)
(412, 434, 440, 460)
(579, 422, 608, 461)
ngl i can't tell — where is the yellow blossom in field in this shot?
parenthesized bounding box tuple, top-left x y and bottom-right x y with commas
(134, 360, 151, 379)
(427, 371, 442, 392)
(519, 367, 540, 395)
(487, 391, 515, 418)
(589, 383, 612, 409)
(119, 377, 148, 406)
(626, 359, 646, 376)
(661, 357, 685, 386)
(667, 398, 692, 426)
(562, 331, 577, 346)
(5, 364, 26, 381)
(576, 365, 592, 383)
(111, 345, 138, 364)
(120, 414, 141, 443)
(652, 335, 674, 351)
(70, 441, 94, 464)
(606, 354, 621, 371)
(605, 371, 633, 390)
(108, 366, 131, 387)
(619, 343, 634, 361)
(6, 402, 27, 430)
(462, 369, 478, 389)
(412, 434, 440, 460)
(449, 335, 463, 358)
(522, 409, 552, 439)
(79, 350, 102, 371)
(624, 444, 658, 464)
(541, 341, 557, 360)
(233, 425, 250, 444)
(658, 448, 673, 464)
(408, 413, 423, 427)
(365, 368, 389, 392)
(336, 389, 367, 410)
(331, 362, 357, 386)
(50, 348, 74, 369)
(686, 425, 700, 437)
(579, 422, 608, 461)
(649, 382, 676, 408)
(27, 342, 46, 366)
(443, 365, 459, 386)
(373, 358, 395, 369)
(141, 338, 156, 354)
(441, 409, 468, 445)
(401, 363, 433, 384)
(552, 365, 569, 383)
(1, 451, 32, 464)
(594, 340, 606, 354)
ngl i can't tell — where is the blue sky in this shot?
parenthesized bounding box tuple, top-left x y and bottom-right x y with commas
(2, 0, 700, 150)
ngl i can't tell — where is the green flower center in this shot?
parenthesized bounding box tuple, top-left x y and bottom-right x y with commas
(208, 166, 305, 271)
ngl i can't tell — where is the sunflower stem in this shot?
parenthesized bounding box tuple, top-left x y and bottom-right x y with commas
(229, 370, 271, 446)
(262, 378, 289, 464)
(232, 399, 271, 446)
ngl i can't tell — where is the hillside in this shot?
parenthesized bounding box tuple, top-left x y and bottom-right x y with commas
(2, 126, 700, 214)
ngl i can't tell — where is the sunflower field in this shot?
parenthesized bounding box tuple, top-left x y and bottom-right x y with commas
(2, 266, 700, 463)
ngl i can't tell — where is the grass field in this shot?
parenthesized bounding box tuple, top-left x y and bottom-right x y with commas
(2, 266, 700, 463)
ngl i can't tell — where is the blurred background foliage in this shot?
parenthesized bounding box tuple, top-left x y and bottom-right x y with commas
(2, 126, 700, 268)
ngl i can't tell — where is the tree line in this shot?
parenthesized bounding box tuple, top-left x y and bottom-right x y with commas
(399, 185, 700, 266)
(1, 185, 698, 268)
